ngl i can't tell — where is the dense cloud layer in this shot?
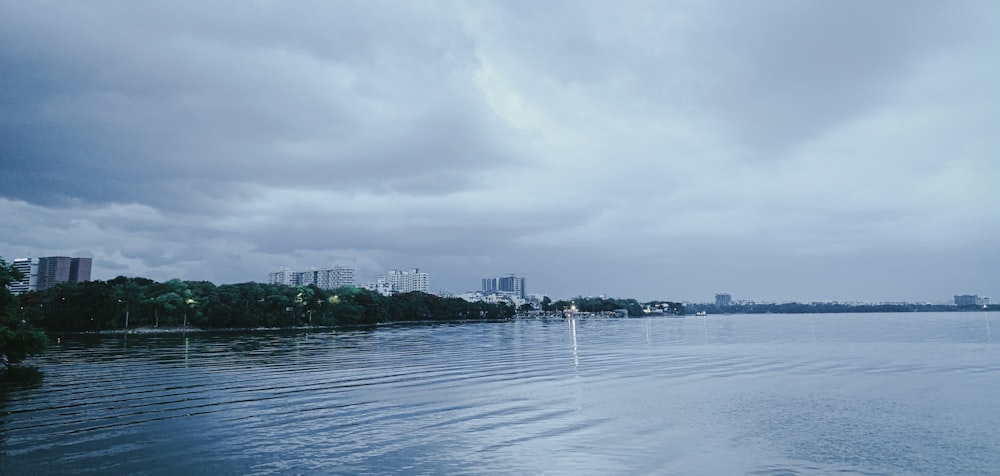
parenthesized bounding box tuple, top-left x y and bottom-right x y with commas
(2, 1, 997, 302)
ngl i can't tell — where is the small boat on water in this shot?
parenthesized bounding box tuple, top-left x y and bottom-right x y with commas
(695, 311, 708, 316)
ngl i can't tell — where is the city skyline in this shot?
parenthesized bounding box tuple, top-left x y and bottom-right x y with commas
(2, 253, 990, 305)
(2, 2, 997, 303)
(4, 249, 992, 304)
(5, 253, 988, 306)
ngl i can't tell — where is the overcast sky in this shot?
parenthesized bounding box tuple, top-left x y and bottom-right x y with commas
(2, 1, 998, 303)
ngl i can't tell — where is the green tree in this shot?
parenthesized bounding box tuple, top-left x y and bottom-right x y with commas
(1, 258, 48, 366)
(110, 276, 151, 329)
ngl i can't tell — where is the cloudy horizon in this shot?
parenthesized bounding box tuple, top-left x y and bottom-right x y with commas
(2, 1, 998, 303)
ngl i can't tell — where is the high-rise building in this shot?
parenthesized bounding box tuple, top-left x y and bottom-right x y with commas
(482, 275, 526, 298)
(372, 268, 429, 295)
(9, 256, 92, 293)
(715, 293, 732, 307)
(70, 257, 92, 283)
(37, 256, 72, 291)
(8, 258, 38, 294)
(268, 265, 355, 290)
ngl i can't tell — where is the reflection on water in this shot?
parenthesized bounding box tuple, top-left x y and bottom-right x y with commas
(985, 311, 993, 341)
(569, 317, 579, 367)
(2, 313, 1000, 475)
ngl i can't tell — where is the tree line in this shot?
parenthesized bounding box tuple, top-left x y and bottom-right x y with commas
(13, 275, 518, 334)
(545, 296, 654, 317)
(1, 258, 48, 365)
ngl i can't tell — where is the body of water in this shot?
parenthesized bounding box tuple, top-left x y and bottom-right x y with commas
(2, 312, 999, 475)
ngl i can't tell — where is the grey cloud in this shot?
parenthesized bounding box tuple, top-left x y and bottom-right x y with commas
(687, 0, 973, 153)
(477, 1, 977, 154)
(2, 1, 997, 302)
(0, 0, 511, 211)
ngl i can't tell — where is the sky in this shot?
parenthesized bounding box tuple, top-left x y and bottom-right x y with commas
(1, 0, 998, 303)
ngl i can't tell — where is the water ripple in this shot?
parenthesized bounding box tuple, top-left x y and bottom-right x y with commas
(3, 314, 1000, 475)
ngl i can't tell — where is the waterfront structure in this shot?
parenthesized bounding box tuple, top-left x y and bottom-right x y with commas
(267, 265, 355, 290)
(482, 275, 526, 299)
(371, 269, 429, 296)
(715, 293, 732, 307)
(8, 256, 92, 294)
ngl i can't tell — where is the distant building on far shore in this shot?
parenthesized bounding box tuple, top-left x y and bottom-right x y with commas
(482, 274, 526, 299)
(8, 256, 92, 294)
(267, 265, 355, 290)
(715, 293, 732, 307)
(369, 268, 429, 296)
(955, 294, 990, 306)
(9, 258, 37, 294)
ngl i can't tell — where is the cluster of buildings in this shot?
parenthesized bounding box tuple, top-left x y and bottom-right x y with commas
(7, 256, 93, 294)
(266, 265, 430, 296)
(267, 266, 355, 290)
(265, 265, 532, 305)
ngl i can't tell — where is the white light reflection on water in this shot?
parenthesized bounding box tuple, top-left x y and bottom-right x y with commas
(985, 310, 993, 342)
(570, 317, 579, 368)
(1, 313, 999, 475)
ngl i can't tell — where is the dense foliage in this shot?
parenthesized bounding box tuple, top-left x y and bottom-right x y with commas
(1, 258, 49, 365)
(18, 276, 516, 333)
(547, 296, 647, 317)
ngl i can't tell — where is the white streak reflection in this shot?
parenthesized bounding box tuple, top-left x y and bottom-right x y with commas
(569, 318, 579, 368)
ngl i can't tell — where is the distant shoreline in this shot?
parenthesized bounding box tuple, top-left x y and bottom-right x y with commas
(58, 319, 518, 336)
(53, 308, 998, 337)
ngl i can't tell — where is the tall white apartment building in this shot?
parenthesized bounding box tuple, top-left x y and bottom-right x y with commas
(8, 258, 39, 295)
(372, 268, 429, 295)
(267, 265, 355, 290)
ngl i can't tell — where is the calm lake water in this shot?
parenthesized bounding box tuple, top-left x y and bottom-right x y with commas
(2, 312, 999, 475)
